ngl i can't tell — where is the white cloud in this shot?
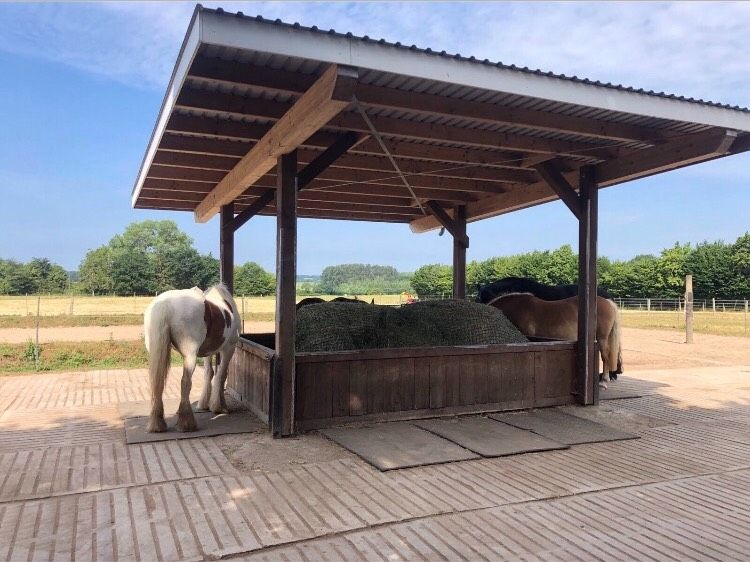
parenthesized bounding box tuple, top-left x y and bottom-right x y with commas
(1, 1, 749, 107)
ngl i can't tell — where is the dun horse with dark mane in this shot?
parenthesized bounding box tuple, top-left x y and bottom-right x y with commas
(488, 292, 623, 384)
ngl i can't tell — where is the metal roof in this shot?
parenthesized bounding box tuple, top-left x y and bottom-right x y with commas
(132, 4, 750, 230)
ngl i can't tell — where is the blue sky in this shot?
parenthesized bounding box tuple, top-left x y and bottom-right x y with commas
(1, 1, 749, 274)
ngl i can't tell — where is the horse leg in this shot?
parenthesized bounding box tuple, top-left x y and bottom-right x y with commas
(147, 367, 168, 433)
(599, 333, 611, 387)
(176, 354, 198, 432)
(210, 347, 235, 414)
(197, 355, 214, 411)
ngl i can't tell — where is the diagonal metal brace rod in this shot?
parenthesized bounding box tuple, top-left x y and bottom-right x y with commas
(352, 96, 426, 215)
(425, 201, 469, 248)
(533, 161, 582, 220)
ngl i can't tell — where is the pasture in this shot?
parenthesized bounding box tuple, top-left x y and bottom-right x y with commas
(0, 294, 747, 338)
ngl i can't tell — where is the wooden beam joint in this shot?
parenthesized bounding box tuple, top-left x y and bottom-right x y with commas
(533, 161, 582, 220)
(426, 201, 469, 248)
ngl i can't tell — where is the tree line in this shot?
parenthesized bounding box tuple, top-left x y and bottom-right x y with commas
(411, 233, 750, 299)
(1, 221, 748, 299)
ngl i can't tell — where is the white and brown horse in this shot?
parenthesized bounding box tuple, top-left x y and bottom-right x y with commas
(144, 284, 240, 432)
(488, 293, 623, 384)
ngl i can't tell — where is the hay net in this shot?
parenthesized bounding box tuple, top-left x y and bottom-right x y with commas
(296, 300, 528, 352)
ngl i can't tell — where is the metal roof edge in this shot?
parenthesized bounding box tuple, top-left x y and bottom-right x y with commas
(130, 4, 204, 208)
(197, 8, 750, 132)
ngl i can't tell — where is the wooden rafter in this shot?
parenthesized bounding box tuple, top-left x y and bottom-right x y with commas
(533, 161, 582, 219)
(425, 201, 469, 248)
(410, 128, 738, 233)
(176, 88, 619, 159)
(193, 64, 358, 222)
(187, 55, 660, 144)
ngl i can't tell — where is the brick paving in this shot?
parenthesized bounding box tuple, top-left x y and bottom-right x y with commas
(0, 365, 748, 561)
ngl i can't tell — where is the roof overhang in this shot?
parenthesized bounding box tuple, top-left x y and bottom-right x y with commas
(132, 5, 750, 230)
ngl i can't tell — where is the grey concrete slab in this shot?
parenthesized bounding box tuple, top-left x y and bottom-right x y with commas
(414, 417, 568, 457)
(599, 386, 643, 400)
(490, 409, 639, 445)
(124, 410, 264, 444)
(320, 423, 479, 471)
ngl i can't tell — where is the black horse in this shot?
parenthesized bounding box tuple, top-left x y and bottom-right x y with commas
(476, 276, 611, 304)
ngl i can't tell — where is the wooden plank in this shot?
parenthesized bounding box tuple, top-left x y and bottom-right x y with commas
(187, 55, 660, 143)
(366, 360, 385, 415)
(425, 202, 470, 247)
(445, 357, 461, 407)
(219, 203, 234, 292)
(229, 190, 275, 232)
(273, 151, 298, 437)
(397, 358, 416, 413)
(297, 132, 363, 190)
(500, 353, 535, 407)
(577, 165, 598, 406)
(413, 359, 430, 411)
(429, 356, 446, 409)
(194, 65, 358, 222)
(384, 360, 402, 413)
(295, 363, 332, 422)
(330, 361, 350, 418)
(295, 341, 575, 363)
(348, 361, 366, 416)
(178, 87, 618, 159)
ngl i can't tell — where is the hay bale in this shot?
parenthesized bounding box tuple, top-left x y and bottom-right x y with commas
(296, 300, 527, 352)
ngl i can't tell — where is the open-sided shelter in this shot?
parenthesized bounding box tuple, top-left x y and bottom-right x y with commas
(132, 5, 750, 436)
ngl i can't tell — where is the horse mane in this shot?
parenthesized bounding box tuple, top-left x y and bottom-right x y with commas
(205, 283, 232, 301)
(486, 291, 534, 307)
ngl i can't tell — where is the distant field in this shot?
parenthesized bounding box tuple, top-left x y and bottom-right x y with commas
(2, 295, 746, 338)
(0, 294, 405, 317)
(620, 310, 749, 338)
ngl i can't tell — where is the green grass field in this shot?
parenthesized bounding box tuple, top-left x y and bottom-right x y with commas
(619, 310, 749, 338)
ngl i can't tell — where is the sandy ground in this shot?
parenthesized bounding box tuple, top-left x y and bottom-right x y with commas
(0, 321, 275, 343)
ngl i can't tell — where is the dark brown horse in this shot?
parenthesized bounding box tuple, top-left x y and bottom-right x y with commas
(488, 293, 623, 384)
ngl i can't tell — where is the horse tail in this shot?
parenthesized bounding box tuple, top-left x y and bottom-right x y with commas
(145, 300, 172, 403)
(608, 302, 623, 377)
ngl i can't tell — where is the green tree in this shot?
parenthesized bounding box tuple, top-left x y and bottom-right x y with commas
(685, 241, 733, 299)
(234, 262, 275, 295)
(79, 247, 114, 294)
(319, 264, 401, 294)
(730, 232, 750, 298)
(110, 246, 155, 295)
(410, 264, 453, 298)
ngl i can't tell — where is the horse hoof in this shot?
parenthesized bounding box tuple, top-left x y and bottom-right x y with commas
(599, 382, 608, 390)
(196, 400, 210, 411)
(211, 405, 229, 415)
(147, 418, 167, 433)
(176, 418, 198, 432)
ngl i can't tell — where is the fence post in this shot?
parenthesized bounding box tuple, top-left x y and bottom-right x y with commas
(745, 300, 748, 336)
(646, 298, 651, 312)
(241, 296, 246, 334)
(712, 298, 716, 312)
(35, 296, 41, 370)
(685, 275, 693, 344)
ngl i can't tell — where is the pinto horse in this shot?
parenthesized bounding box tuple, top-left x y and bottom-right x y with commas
(488, 292, 623, 384)
(477, 276, 611, 304)
(144, 284, 240, 433)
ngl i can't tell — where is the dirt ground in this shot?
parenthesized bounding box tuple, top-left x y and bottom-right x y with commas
(621, 327, 750, 370)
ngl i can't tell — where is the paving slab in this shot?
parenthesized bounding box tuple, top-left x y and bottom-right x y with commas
(490, 408, 639, 445)
(599, 385, 643, 400)
(320, 422, 479, 470)
(414, 416, 568, 457)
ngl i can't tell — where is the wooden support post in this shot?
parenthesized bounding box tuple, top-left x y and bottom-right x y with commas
(685, 275, 694, 344)
(576, 166, 598, 405)
(272, 151, 298, 437)
(453, 205, 467, 299)
(220, 203, 234, 293)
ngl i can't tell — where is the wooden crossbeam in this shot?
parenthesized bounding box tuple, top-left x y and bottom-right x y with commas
(227, 132, 363, 231)
(533, 161, 582, 219)
(176, 88, 618, 159)
(193, 65, 358, 223)
(163, 118, 541, 169)
(425, 201, 469, 248)
(410, 128, 739, 233)
(187, 55, 659, 143)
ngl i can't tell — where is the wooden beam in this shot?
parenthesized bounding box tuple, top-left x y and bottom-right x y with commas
(576, 166, 598, 406)
(176, 87, 618, 159)
(273, 151, 298, 437)
(164, 116, 537, 169)
(297, 132, 362, 190)
(219, 203, 234, 293)
(193, 65, 358, 223)
(425, 201, 469, 247)
(410, 128, 740, 233)
(187, 55, 660, 143)
(453, 205, 467, 300)
(533, 161, 581, 219)
(229, 189, 275, 232)
(596, 129, 738, 185)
